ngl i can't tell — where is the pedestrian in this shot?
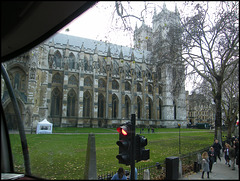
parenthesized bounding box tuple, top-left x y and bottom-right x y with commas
(224, 143, 230, 166)
(208, 147, 215, 172)
(229, 144, 236, 170)
(212, 139, 222, 163)
(111, 167, 127, 180)
(201, 151, 210, 179)
(234, 138, 239, 168)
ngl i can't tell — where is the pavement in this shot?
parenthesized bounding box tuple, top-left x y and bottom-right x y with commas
(180, 156, 239, 180)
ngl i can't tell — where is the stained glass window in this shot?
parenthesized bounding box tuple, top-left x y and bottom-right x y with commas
(51, 88, 62, 116)
(83, 91, 91, 117)
(67, 89, 76, 116)
(112, 94, 118, 118)
(98, 93, 105, 118)
(112, 80, 119, 90)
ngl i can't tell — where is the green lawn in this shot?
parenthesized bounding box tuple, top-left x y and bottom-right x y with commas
(9, 128, 217, 180)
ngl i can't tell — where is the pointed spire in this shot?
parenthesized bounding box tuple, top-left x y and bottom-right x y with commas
(94, 44, 98, 54)
(107, 44, 111, 57)
(80, 42, 84, 52)
(142, 51, 145, 63)
(49, 38, 54, 47)
(175, 3, 179, 15)
(135, 22, 138, 30)
(131, 48, 135, 61)
(119, 46, 123, 59)
(163, 2, 167, 10)
(154, 6, 157, 16)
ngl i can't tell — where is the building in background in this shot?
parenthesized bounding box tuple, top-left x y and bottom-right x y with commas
(186, 91, 216, 127)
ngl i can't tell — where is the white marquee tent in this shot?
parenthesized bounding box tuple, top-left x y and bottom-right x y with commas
(36, 119, 53, 134)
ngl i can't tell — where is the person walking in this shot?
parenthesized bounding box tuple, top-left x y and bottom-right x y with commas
(212, 139, 222, 163)
(229, 144, 236, 170)
(201, 151, 210, 179)
(224, 143, 230, 167)
(208, 147, 215, 172)
(111, 167, 127, 180)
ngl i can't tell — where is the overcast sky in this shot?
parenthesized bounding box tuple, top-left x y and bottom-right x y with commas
(58, 1, 183, 47)
(57, 1, 196, 92)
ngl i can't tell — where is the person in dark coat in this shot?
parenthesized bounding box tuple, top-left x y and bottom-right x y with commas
(229, 145, 236, 170)
(212, 139, 222, 163)
(208, 147, 215, 172)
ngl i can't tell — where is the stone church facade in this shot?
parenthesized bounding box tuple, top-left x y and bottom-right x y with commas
(1, 4, 187, 129)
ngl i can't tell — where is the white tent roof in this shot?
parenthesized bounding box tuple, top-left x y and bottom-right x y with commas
(36, 119, 53, 134)
(38, 119, 52, 126)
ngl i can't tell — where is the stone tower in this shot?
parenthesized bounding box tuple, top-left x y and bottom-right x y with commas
(133, 21, 152, 51)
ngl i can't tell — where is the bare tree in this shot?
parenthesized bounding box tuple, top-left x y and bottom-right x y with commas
(181, 1, 239, 144)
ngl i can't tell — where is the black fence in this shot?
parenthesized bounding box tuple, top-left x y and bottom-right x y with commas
(97, 146, 211, 180)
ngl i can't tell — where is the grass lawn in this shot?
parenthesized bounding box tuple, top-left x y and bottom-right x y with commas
(9, 128, 218, 180)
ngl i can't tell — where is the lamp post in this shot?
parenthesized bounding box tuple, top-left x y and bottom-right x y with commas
(178, 123, 181, 155)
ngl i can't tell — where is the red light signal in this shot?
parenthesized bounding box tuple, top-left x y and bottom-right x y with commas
(117, 127, 128, 136)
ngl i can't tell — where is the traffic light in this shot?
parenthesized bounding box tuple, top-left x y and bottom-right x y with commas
(135, 134, 149, 162)
(116, 122, 132, 165)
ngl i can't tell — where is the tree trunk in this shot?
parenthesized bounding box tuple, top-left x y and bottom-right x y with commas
(214, 82, 222, 147)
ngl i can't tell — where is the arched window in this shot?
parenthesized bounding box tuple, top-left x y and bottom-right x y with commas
(137, 97, 142, 119)
(83, 91, 91, 117)
(67, 89, 77, 117)
(69, 53, 75, 69)
(84, 56, 88, 71)
(68, 75, 78, 85)
(51, 88, 62, 116)
(112, 94, 118, 118)
(98, 93, 105, 118)
(84, 77, 92, 86)
(112, 80, 119, 90)
(159, 86, 162, 94)
(137, 83, 142, 92)
(125, 82, 131, 91)
(98, 79, 105, 88)
(9, 67, 26, 92)
(159, 99, 163, 120)
(52, 73, 62, 84)
(173, 100, 177, 120)
(148, 97, 153, 119)
(148, 84, 152, 93)
(125, 96, 131, 119)
(54, 51, 62, 68)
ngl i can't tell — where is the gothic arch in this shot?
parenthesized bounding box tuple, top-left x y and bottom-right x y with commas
(112, 94, 119, 118)
(112, 79, 119, 90)
(137, 82, 142, 92)
(83, 91, 92, 118)
(125, 95, 131, 119)
(68, 75, 78, 85)
(8, 66, 27, 92)
(125, 81, 131, 91)
(67, 89, 77, 117)
(69, 52, 75, 69)
(148, 97, 153, 119)
(53, 50, 62, 68)
(50, 87, 62, 116)
(137, 96, 142, 119)
(52, 72, 62, 84)
(98, 78, 106, 89)
(84, 76, 93, 87)
(3, 98, 25, 130)
(98, 93, 105, 118)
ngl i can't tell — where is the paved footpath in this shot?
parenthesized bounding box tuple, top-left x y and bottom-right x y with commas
(180, 156, 239, 180)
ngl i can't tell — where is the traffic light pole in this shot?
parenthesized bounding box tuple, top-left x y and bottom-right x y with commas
(130, 114, 136, 180)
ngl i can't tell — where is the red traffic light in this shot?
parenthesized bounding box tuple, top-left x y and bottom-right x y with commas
(117, 127, 128, 136)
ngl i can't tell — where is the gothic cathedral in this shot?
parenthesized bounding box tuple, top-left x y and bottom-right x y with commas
(1, 4, 187, 129)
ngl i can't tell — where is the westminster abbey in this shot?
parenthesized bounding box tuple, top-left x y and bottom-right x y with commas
(1, 4, 187, 129)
